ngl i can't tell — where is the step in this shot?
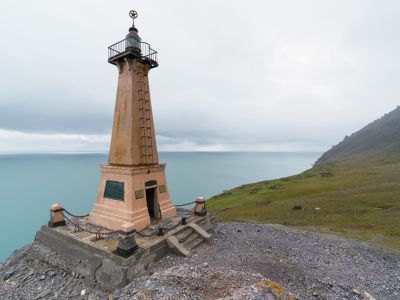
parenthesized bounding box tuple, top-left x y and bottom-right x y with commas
(183, 233, 200, 246)
(166, 236, 190, 257)
(188, 223, 213, 242)
(187, 237, 204, 250)
(175, 228, 193, 242)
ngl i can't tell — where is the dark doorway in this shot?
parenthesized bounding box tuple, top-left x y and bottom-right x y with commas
(146, 187, 157, 219)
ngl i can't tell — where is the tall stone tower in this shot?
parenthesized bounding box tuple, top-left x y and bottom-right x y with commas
(89, 10, 176, 232)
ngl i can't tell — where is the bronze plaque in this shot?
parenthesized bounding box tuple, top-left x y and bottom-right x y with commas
(159, 185, 166, 193)
(104, 180, 124, 201)
(135, 189, 144, 199)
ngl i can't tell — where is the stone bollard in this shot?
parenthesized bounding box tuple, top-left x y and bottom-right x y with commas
(48, 203, 66, 227)
(115, 223, 139, 258)
(194, 196, 207, 216)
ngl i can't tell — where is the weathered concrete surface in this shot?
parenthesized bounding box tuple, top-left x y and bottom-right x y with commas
(33, 214, 216, 292)
(166, 236, 190, 257)
(165, 221, 213, 256)
(188, 222, 213, 241)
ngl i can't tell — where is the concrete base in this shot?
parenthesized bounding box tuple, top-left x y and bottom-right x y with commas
(89, 163, 176, 231)
(34, 213, 215, 292)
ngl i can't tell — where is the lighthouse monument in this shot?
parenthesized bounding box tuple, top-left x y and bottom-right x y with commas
(35, 11, 214, 291)
(88, 10, 177, 232)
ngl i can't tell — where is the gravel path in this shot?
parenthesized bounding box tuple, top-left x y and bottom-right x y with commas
(152, 223, 400, 299)
(113, 264, 283, 299)
(1, 222, 399, 299)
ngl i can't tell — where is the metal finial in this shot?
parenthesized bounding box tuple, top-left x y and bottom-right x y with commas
(129, 10, 138, 26)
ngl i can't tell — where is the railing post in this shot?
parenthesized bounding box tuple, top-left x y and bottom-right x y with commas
(48, 203, 66, 227)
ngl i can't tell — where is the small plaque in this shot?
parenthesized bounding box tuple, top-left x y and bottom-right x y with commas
(135, 190, 144, 199)
(159, 185, 166, 193)
(104, 180, 124, 201)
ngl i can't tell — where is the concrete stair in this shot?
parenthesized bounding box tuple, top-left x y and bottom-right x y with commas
(167, 223, 212, 256)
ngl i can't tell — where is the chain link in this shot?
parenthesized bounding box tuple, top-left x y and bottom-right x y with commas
(62, 208, 89, 218)
(62, 213, 119, 238)
(174, 201, 197, 207)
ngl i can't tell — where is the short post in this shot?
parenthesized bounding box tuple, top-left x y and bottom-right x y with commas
(48, 203, 66, 227)
(115, 223, 139, 258)
(194, 196, 207, 216)
(157, 226, 165, 236)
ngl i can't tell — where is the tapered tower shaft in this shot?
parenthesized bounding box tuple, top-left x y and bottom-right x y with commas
(109, 58, 159, 166)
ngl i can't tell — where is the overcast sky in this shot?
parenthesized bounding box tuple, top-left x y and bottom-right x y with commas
(0, 0, 399, 153)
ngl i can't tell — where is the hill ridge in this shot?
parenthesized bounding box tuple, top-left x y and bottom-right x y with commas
(316, 106, 400, 165)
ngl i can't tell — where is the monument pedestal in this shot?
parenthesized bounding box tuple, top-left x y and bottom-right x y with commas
(89, 163, 176, 231)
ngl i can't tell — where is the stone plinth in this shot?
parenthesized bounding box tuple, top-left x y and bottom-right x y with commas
(34, 213, 215, 292)
(89, 163, 176, 231)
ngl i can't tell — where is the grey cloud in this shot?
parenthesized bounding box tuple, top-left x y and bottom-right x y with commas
(0, 0, 399, 151)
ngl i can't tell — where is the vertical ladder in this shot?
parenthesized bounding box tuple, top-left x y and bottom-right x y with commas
(137, 68, 154, 164)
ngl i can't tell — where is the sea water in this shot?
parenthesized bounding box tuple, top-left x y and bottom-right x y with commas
(0, 152, 320, 261)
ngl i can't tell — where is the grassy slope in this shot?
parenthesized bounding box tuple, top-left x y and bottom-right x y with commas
(208, 153, 400, 251)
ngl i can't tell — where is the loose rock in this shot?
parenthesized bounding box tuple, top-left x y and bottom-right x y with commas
(0, 223, 399, 299)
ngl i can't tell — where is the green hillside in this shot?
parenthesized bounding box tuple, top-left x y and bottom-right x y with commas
(208, 107, 400, 251)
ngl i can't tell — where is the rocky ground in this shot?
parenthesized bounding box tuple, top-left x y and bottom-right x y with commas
(1, 222, 400, 299)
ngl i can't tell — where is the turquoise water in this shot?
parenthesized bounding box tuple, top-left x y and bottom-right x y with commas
(0, 152, 320, 261)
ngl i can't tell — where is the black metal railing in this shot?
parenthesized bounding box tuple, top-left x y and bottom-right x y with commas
(108, 38, 158, 66)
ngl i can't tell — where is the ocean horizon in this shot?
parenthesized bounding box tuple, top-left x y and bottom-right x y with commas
(0, 151, 320, 261)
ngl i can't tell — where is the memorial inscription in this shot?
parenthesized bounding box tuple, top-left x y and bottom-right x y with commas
(104, 180, 124, 201)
